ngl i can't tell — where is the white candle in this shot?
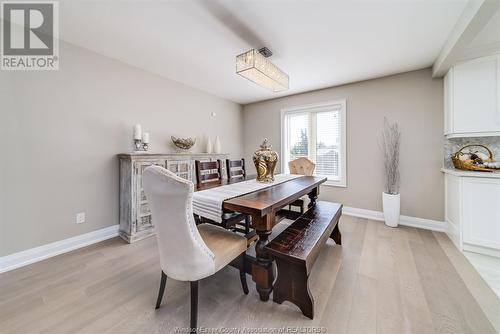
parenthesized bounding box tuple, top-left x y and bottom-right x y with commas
(133, 124, 142, 140)
(142, 132, 150, 144)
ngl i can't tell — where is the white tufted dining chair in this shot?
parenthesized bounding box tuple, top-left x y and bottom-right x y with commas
(142, 166, 248, 331)
(288, 158, 316, 213)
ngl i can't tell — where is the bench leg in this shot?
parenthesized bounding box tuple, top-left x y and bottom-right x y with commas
(273, 258, 314, 319)
(330, 222, 342, 245)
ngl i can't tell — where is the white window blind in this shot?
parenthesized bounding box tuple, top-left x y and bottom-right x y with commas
(282, 100, 346, 187)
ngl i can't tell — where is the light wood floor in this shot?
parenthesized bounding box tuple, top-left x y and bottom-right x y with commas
(1, 216, 499, 334)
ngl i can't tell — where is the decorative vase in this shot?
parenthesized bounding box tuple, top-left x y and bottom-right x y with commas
(214, 136, 222, 154)
(253, 138, 278, 183)
(206, 137, 213, 154)
(382, 192, 400, 227)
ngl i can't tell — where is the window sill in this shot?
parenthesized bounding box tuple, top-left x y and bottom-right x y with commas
(322, 180, 347, 188)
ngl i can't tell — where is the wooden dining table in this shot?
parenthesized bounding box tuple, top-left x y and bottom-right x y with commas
(196, 174, 327, 302)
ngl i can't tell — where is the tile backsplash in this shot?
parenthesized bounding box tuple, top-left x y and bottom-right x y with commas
(444, 136, 500, 168)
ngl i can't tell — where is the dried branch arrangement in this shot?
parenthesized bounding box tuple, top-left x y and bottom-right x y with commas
(381, 117, 401, 195)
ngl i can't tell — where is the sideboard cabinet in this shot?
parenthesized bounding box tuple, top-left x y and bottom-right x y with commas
(118, 153, 229, 243)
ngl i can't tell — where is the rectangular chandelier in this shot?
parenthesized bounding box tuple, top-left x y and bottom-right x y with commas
(236, 49, 289, 92)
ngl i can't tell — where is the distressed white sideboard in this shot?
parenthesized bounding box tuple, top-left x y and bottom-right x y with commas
(118, 152, 229, 243)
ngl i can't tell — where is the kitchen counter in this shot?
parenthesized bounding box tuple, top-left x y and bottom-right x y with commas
(441, 168, 500, 178)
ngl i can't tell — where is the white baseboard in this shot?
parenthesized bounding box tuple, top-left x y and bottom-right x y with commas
(343, 206, 445, 232)
(0, 225, 119, 273)
(463, 243, 500, 258)
(445, 220, 461, 249)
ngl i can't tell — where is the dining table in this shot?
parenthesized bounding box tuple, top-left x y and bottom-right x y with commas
(195, 174, 327, 302)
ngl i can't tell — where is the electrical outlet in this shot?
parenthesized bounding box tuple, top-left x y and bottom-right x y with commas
(76, 212, 86, 224)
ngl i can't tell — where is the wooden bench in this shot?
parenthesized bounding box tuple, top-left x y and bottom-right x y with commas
(265, 201, 342, 319)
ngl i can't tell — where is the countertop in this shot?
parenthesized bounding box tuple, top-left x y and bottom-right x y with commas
(441, 168, 500, 178)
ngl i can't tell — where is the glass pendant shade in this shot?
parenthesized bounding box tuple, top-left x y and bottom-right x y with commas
(236, 49, 289, 92)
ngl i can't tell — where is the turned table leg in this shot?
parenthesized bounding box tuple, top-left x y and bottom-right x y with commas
(307, 186, 319, 208)
(251, 212, 275, 302)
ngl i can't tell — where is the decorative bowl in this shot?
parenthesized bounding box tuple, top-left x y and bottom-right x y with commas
(171, 136, 196, 151)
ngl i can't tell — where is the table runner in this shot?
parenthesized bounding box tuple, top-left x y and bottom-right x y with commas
(193, 174, 302, 223)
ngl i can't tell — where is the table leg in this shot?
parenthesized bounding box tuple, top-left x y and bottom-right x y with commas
(308, 186, 319, 208)
(251, 212, 275, 302)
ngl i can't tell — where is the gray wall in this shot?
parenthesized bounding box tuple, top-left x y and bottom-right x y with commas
(0, 41, 243, 256)
(243, 69, 444, 221)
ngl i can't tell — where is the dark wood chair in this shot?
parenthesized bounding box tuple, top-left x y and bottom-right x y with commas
(195, 160, 253, 241)
(226, 158, 246, 181)
(195, 160, 222, 187)
(225, 158, 255, 240)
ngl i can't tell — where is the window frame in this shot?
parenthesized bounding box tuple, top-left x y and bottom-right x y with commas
(280, 99, 347, 187)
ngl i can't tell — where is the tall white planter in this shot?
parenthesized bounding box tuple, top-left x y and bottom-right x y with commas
(382, 192, 400, 227)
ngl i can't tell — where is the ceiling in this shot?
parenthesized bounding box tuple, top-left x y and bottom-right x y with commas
(469, 8, 500, 51)
(58, 0, 468, 104)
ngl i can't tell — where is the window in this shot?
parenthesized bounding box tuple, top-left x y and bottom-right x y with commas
(281, 100, 346, 187)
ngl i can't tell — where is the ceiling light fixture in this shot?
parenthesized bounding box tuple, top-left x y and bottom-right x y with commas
(236, 47, 289, 92)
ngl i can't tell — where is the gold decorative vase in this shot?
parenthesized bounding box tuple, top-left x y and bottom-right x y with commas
(253, 138, 278, 182)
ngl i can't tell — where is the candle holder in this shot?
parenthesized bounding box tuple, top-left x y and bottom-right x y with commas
(142, 142, 149, 151)
(134, 139, 143, 151)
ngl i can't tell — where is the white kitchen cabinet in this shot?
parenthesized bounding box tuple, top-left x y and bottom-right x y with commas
(444, 169, 500, 258)
(445, 173, 462, 248)
(444, 55, 500, 138)
(462, 177, 500, 251)
(444, 69, 453, 135)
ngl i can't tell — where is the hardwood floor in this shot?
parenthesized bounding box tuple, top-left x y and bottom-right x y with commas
(1, 216, 499, 334)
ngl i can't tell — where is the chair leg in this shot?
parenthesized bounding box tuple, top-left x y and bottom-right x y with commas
(239, 253, 249, 295)
(244, 215, 250, 235)
(190, 281, 198, 332)
(155, 271, 167, 309)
